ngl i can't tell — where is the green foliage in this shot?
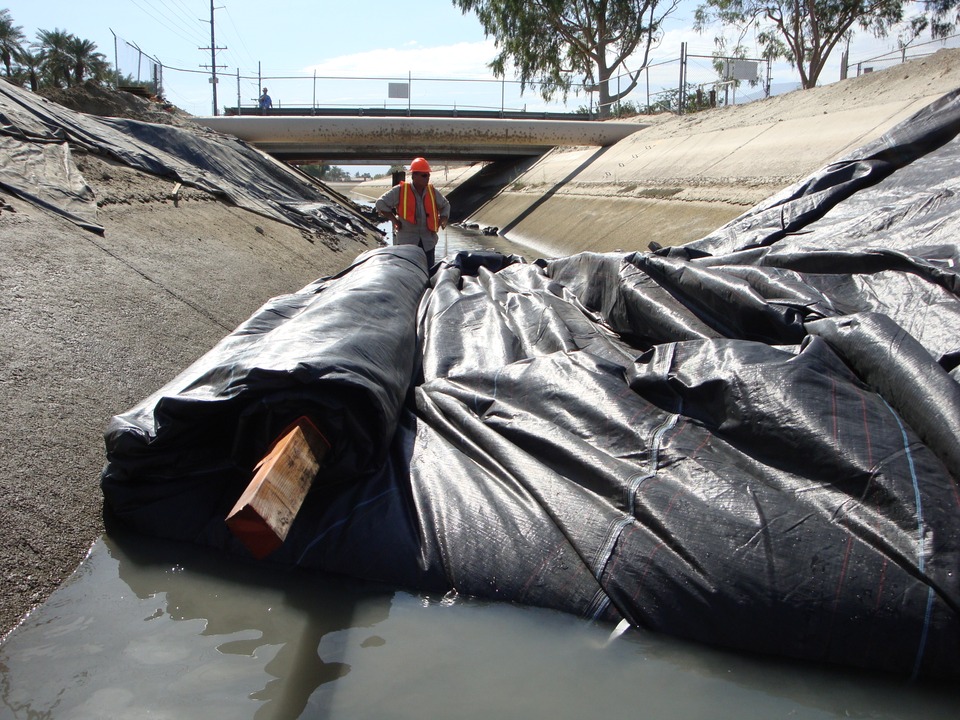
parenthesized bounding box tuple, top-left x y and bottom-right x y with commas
(611, 99, 642, 117)
(0, 8, 25, 78)
(910, 0, 960, 38)
(580, 86, 718, 116)
(35, 27, 110, 88)
(646, 86, 716, 113)
(300, 164, 354, 181)
(453, 0, 682, 117)
(66, 35, 107, 86)
(0, 10, 113, 90)
(116, 72, 159, 96)
(13, 48, 42, 90)
(694, 0, 907, 88)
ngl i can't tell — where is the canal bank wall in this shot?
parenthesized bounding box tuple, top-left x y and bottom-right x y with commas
(354, 49, 960, 259)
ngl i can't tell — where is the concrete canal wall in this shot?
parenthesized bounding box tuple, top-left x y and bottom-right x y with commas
(355, 49, 960, 259)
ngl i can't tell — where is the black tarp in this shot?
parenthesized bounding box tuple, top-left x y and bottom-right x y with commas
(101, 90, 960, 677)
(0, 79, 372, 236)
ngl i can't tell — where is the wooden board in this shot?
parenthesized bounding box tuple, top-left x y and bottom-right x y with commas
(225, 416, 330, 558)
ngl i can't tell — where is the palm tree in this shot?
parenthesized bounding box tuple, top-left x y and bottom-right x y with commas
(16, 48, 42, 90)
(66, 35, 107, 85)
(0, 8, 26, 78)
(35, 28, 73, 88)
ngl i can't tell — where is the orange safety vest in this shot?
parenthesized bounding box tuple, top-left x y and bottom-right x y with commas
(397, 181, 440, 232)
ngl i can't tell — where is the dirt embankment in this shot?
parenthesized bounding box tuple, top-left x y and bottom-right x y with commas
(38, 80, 199, 126)
(0, 83, 381, 639)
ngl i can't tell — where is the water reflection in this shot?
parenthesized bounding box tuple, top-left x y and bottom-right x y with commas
(109, 529, 383, 718)
(0, 530, 395, 720)
(1, 527, 959, 719)
(429, 221, 534, 260)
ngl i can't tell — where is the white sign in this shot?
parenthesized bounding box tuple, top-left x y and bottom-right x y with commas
(388, 82, 409, 99)
(724, 60, 758, 82)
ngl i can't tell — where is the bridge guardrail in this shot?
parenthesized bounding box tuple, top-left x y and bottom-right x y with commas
(225, 106, 594, 121)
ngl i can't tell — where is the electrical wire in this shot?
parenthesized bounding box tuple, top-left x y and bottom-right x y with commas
(220, 5, 258, 73)
(127, 0, 207, 48)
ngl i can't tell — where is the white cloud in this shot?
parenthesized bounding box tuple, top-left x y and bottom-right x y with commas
(304, 40, 500, 79)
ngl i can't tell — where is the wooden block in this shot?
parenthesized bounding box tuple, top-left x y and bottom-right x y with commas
(226, 416, 330, 559)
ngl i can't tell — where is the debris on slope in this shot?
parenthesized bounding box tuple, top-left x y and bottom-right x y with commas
(1, 79, 382, 243)
(37, 79, 199, 127)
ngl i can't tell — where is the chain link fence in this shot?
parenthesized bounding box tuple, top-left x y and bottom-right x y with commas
(844, 33, 960, 78)
(112, 32, 163, 98)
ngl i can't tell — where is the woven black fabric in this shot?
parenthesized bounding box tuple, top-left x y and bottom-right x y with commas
(102, 91, 960, 677)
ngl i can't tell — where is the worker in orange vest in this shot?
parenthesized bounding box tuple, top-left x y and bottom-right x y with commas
(376, 157, 450, 268)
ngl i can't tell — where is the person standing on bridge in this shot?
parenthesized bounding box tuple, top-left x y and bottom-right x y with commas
(258, 88, 272, 114)
(375, 157, 450, 267)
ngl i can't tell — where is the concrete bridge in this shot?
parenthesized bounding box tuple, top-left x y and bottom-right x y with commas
(194, 115, 647, 162)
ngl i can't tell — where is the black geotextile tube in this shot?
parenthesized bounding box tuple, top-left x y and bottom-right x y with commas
(98, 244, 960, 677)
(411, 252, 960, 676)
(544, 251, 823, 347)
(806, 312, 960, 483)
(621, 350, 957, 676)
(96, 88, 960, 678)
(101, 246, 428, 545)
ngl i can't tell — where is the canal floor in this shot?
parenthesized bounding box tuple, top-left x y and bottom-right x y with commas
(2, 528, 958, 719)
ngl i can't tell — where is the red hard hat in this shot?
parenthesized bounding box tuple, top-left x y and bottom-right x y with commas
(410, 157, 431, 173)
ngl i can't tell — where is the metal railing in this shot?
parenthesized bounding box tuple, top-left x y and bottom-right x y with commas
(845, 33, 960, 77)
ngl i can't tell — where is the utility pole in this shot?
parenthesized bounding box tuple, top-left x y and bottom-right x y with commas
(200, 0, 227, 115)
(109, 28, 119, 88)
(678, 42, 687, 115)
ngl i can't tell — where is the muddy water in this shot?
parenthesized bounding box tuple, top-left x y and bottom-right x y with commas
(2, 212, 959, 718)
(1, 530, 958, 719)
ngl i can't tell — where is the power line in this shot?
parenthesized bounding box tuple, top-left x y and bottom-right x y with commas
(127, 0, 207, 47)
(165, 0, 206, 27)
(147, 0, 209, 45)
(220, 5, 258, 73)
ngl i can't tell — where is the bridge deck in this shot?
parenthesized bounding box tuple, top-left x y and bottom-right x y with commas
(195, 115, 647, 162)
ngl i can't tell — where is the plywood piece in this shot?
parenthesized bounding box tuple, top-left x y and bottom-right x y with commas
(226, 417, 329, 558)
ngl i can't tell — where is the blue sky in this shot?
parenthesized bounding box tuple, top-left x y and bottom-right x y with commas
(8, 0, 948, 120)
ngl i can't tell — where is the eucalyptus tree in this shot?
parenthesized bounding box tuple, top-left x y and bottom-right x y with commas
(453, 0, 681, 117)
(911, 0, 960, 37)
(694, 0, 906, 89)
(0, 8, 25, 78)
